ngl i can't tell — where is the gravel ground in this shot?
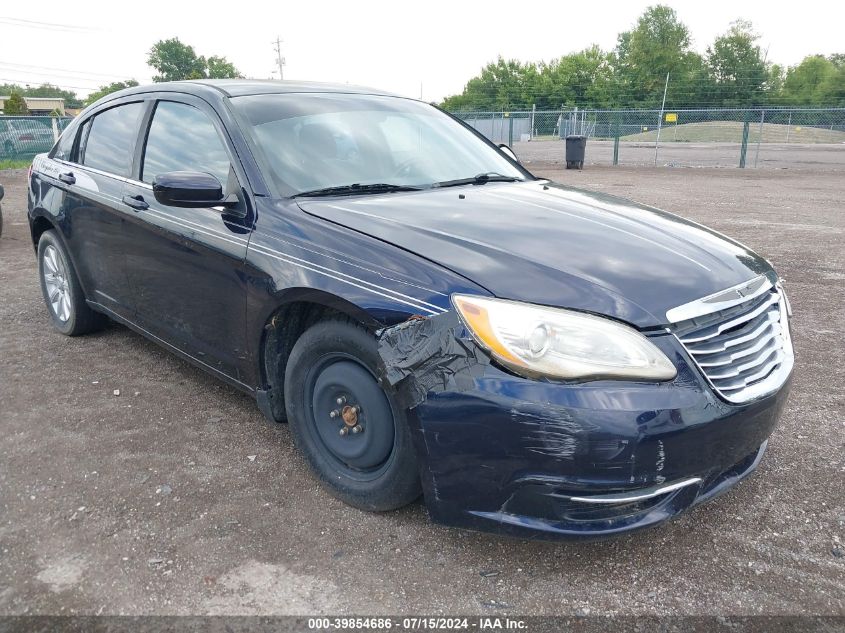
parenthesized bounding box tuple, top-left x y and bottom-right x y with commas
(0, 165, 843, 616)
(513, 139, 845, 170)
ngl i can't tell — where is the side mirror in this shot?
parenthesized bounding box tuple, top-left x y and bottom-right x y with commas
(152, 171, 237, 210)
(498, 144, 520, 164)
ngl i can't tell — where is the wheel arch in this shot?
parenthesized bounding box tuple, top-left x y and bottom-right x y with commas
(257, 288, 385, 422)
(29, 212, 93, 302)
(30, 212, 55, 252)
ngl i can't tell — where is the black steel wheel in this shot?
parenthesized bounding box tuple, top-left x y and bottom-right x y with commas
(284, 319, 421, 511)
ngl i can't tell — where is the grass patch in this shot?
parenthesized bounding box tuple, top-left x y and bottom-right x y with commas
(621, 121, 845, 144)
(0, 158, 33, 170)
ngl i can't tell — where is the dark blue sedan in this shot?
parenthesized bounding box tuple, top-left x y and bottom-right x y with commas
(27, 80, 793, 539)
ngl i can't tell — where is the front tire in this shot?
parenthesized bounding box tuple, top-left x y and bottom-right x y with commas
(37, 230, 107, 336)
(284, 319, 422, 511)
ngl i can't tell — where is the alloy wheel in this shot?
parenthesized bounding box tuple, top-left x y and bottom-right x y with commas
(42, 244, 72, 322)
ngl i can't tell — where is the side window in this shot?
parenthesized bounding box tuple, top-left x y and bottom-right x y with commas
(53, 126, 78, 161)
(81, 102, 144, 177)
(142, 101, 231, 187)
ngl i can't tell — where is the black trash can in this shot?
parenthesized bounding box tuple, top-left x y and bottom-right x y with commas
(565, 135, 587, 169)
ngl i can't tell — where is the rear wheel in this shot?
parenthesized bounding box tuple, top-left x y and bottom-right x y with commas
(284, 319, 421, 511)
(37, 230, 107, 336)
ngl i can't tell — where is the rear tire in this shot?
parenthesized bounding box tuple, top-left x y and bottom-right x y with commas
(37, 230, 107, 336)
(284, 319, 421, 511)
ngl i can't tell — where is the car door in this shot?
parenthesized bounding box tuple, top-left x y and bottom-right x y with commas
(120, 96, 252, 382)
(52, 100, 146, 317)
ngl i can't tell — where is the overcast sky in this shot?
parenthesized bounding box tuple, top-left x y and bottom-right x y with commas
(1, 1, 842, 101)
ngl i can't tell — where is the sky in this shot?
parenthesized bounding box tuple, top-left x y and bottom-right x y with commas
(1, 0, 842, 101)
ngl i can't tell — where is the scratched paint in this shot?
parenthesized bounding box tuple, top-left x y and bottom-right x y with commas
(655, 439, 666, 484)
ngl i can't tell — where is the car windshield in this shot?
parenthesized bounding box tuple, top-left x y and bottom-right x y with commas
(230, 93, 526, 197)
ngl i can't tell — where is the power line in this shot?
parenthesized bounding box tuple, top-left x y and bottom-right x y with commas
(0, 16, 99, 32)
(0, 77, 97, 92)
(0, 61, 131, 80)
(0, 67, 106, 86)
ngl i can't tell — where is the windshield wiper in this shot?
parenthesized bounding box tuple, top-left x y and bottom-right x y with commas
(294, 183, 425, 198)
(433, 172, 523, 189)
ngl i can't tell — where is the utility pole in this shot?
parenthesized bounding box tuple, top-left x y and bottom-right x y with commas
(273, 36, 285, 80)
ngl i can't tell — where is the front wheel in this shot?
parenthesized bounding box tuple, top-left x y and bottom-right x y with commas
(37, 230, 107, 336)
(284, 319, 421, 511)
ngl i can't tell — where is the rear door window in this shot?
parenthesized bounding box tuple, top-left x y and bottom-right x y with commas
(53, 125, 78, 161)
(81, 102, 144, 177)
(141, 101, 231, 186)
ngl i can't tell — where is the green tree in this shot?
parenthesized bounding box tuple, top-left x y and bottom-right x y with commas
(780, 55, 836, 104)
(84, 80, 140, 106)
(441, 57, 538, 110)
(438, 11, 842, 111)
(4, 91, 29, 115)
(613, 5, 704, 107)
(817, 55, 845, 106)
(206, 55, 241, 79)
(766, 64, 786, 101)
(538, 46, 616, 109)
(147, 38, 241, 82)
(148, 38, 207, 81)
(706, 20, 768, 106)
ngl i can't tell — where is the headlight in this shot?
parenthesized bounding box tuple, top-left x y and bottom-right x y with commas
(452, 294, 677, 382)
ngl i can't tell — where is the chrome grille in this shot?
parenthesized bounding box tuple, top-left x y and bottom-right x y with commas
(669, 277, 793, 404)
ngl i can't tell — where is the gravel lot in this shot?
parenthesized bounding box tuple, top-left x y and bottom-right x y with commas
(514, 139, 845, 170)
(0, 165, 843, 616)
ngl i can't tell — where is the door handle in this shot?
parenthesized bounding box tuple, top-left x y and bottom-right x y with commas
(122, 194, 149, 211)
(58, 172, 75, 185)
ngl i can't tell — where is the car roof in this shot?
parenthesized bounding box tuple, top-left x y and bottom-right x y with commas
(112, 79, 399, 100)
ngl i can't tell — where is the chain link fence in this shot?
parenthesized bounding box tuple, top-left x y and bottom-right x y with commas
(3, 111, 843, 169)
(0, 116, 74, 160)
(451, 108, 845, 169)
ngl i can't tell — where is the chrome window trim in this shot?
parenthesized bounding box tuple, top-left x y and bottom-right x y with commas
(665, 274, 772, 323)
(53, 158, 153, 190)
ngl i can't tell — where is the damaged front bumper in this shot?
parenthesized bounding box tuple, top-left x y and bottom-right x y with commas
(380, 313, 791, 540)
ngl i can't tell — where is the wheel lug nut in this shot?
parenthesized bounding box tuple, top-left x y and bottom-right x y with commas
(329, 410, 339, 419)
(336, 396, 347, 405)
(352, 425, 364, 434)
(339, 427, 348, 436)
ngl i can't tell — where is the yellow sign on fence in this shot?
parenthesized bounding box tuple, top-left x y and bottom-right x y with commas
(665, 113, 678, 123)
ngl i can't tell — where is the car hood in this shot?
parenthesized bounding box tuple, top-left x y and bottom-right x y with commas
(298, 181, 773, 328)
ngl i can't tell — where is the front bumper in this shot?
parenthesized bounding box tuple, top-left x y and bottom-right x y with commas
(408, 333, 791, 540)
